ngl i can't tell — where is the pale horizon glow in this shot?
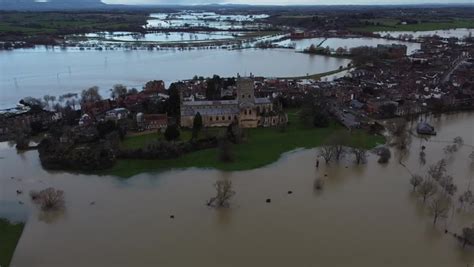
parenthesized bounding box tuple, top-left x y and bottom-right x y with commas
(103, 0, 474, 5)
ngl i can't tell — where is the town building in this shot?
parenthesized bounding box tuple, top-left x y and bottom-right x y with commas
(137, 113, 168, 131)
(180, 76, 287, 128)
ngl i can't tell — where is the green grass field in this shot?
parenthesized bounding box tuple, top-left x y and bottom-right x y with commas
(351, 19, 474, 32)
(104, 110, 384, 178)
(0, 12, 148, 35)
(0, 219, 25, 267)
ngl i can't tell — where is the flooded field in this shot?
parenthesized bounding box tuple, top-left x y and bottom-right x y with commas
(275, 37, 421, 54)
(0, 48, 350, 108)
(78, 31, 244, 43)
(376, 28, 474, 39)
(1, 112, 473, 267)
(146, 12, 269, 30)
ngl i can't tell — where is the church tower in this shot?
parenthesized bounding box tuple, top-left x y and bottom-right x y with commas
(236, 75, 255, 108)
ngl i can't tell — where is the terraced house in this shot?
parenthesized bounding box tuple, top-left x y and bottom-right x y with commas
(180, 76, 287, 128)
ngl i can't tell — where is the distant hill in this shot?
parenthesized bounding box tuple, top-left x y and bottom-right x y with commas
(0, 0, 107, 10)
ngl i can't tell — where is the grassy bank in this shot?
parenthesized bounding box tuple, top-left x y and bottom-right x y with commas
(0, 12, 148, 35)
(0, 219, 25, 267)
(104, 110, 384, 178)
(351, 19, 474, 32)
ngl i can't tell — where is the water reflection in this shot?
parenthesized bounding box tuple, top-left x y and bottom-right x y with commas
(0, 112, 473, 266)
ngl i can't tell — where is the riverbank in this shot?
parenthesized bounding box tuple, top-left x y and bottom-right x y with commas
(0, 219, 24, 267)
(103, 111, 384, 178)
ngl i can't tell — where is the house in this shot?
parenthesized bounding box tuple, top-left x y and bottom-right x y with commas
(417, 122, 436, 135)
(105, 108, 130, 122)
(137, 113, 168, 131)
(377, 44, 407, 58)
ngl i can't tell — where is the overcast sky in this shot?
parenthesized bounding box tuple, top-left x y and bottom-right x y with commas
(103, 0, 473, 4)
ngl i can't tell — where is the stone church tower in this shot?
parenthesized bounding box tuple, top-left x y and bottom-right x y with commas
(236, 75, 258, 128)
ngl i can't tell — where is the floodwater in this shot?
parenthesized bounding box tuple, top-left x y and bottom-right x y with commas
(146, 12, 269, 30)
(0, 48, 349, 108)
(275, 37, 421, 54)
(1, 112, 473, 267)
(376, 28, 474, 39)
(81, 31, 243, 42)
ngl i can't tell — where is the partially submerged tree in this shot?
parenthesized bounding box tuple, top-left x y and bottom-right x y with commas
(459, 190, 473, 209)
(418, 180, 438, 203)
(410, 175, 423, 192)
(351, 147, 368, 164)
(319, 146, 333, 164)
(429, 195, 450, 225)
(207, 180, 235, 208)
(30, 187, 65, 211)
(461, 226, 474, 248)
(427, 159, 447, 182)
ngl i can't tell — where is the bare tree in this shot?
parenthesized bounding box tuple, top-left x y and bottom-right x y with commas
(410, 175, 423, 192)
(444, 144, 458, 154)
(459, 190, 473, 209)
(319, 146, 333, 164)
(427, 159, 447, 181)
(453, 136, 464, 147)
(461, 226, 474, 248)
(207, 180, 235, 208)
(387, 119, 410, 150)
(439, 175, 457, 196)
(418, 180, 438, 203)
(429, 195, 450, 225)
(30, 187, 65, 211)
(351, 147, 367, 164)
(328, 132, 348, 162)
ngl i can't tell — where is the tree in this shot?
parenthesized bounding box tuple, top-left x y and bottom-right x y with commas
(458, 190, 473, 209)
(164, 125, 180, 142)
(418, 180, 438, 203)
(21, 97, 45, 108)
(327, 131, 349, 162)
(207, 180, 236, 208)
(218, 136, 233, 162)
(319, 146, 333, 164)
(461, 226, 474, 248)
(110, 84, 127, 99)
(30, 187, 65, 211)
(379, 103, 398, 118)
(410, 175, 423, 192)
(167, 82, 181, 120)
(429, 195, 450, 225)
(81, 86, 102, 103)
(192, 112, 203, 140)
(313, 112, 329, 128)
(427, 159, 447, 181)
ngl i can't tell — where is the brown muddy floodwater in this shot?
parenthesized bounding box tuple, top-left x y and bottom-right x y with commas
(1, 112, 474, 267)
